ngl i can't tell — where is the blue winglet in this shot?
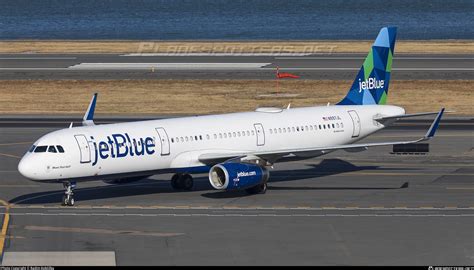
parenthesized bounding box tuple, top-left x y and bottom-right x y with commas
(425, 108, 445, 139)
(82, 93, 98, 126)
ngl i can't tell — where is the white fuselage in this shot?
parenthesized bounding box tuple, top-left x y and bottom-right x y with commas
(18, 105, 404, 182)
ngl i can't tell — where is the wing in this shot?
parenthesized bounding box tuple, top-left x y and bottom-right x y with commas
(199, 108, 445, 165)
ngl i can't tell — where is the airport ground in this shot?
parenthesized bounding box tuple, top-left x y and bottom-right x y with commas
(0, 41, 472, 265)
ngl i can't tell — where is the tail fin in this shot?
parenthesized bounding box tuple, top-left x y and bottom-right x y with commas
(337, 27, 397, 105)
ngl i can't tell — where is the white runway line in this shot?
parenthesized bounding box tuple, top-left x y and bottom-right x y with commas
(267, 67, 474, 71)
(0, 57, 77, 60)
(68, 62, 272, 70)
(8, 212, 474, 217)
(122, 53, 313, 56)
(275, 57, 474, 60)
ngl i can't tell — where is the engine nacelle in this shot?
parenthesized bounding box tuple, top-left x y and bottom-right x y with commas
(103, 175, 151, 185)
(209, 162, 269, 191)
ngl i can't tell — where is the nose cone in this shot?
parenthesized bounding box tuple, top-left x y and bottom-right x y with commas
(18, 156, 36, 180)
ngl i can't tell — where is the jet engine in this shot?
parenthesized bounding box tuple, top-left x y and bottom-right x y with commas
(209, 162, 269, 191)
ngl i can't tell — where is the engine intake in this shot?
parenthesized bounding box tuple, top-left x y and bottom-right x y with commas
(209, 162, 269, 191)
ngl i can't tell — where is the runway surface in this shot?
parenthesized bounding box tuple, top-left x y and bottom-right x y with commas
(1, 53, 472, 80)
(0, 118, 473, 265)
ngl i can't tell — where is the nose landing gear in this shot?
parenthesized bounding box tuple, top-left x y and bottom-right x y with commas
(62, 181, 76, 206)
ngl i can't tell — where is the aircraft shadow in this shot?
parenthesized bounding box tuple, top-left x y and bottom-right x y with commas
(10, 159, 413, 204)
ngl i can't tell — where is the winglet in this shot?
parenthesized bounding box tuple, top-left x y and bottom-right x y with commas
(82, 93, 98, 126)
(424, 108, 445, 139)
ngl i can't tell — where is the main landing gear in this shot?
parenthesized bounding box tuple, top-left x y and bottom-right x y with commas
(62, 181, 76, 206)
(170, 173, 194, 191)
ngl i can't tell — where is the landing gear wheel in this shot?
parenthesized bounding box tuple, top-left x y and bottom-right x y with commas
(62, 181, 76, 206)
(245, 182, 267, 195)
(62, 195, 68, 206)
(170, 173, 193, 191)
(171, 173, 182, 190)
(182, 174, 194, 191)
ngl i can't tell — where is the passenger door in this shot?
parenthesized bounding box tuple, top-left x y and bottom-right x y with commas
(74, 134, 91, 163)
(254, 123, 265, 146)
(347, 110, 361, 138)
(155, 127, 170, 155)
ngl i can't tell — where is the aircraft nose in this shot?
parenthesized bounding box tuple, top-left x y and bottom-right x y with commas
(18, 156, 35, 179)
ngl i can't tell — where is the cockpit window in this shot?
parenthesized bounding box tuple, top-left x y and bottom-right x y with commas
(47, 146, 57, 153)
(34, 146, 48, 153)
(56, 145, 65, 153)
(28, 145, 37, 153)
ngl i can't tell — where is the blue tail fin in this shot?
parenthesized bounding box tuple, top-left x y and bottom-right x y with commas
(337, 27, 397, 105)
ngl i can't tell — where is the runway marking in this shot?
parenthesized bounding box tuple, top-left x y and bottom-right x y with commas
(446, 187, 474, 190)
(1, 67, 472, 71)
(0, 142, 33, 146)
(0, 200, 11, 262)
(24, 225, 184, 237)
(264, 67, 474, 71)
(274, 57, 474, 60)
(0, 153, 21, 159)
(123, 53, 312, 57)
(273, 172, 474, 177)
(0, 57, 77, 60)
(0, 185, 40, 188)
(293, 161, 474, 167)
(68, 62, 273, 70)
(7, 212, 474, 218)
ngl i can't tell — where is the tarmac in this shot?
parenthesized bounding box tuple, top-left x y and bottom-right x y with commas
(0, 53, 472, 80)
(0, 117, 472, 265)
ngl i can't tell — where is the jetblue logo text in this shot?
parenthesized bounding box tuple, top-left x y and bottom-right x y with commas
(91, 133, 155, 166)
(358, 78, 385, 93)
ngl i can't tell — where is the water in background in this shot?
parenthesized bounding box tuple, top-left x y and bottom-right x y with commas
(1, 0, 472, 40)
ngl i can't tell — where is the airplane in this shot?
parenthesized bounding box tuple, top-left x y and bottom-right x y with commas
(18, 27, 446, 206)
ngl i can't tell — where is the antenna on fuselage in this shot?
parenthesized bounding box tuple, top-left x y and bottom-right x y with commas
(69, 122, 73, 129)
(82, 93, 98, 126)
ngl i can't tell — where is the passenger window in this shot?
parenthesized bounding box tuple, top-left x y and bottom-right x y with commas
(246, 131, 250, 136)
(171, 138, 174, 143)
(48, 146, 57, 153)
(332, 124, 335, 128)
(34, 146, 47, 153)
(269, 129, 273, 134)
(319, 125, 322, 129)
(224, 133, 227, 138)
(233, 132, 236, 137)
(296, 127, 299, 132)
(190, 136, 194, 141)
(251, 130, 255, 135)
(206, 134, 210, 140)
(56, 145, 65, 153)
(185, 137, 189, 142)
(180, 137, 184, 142)
(341, 123, 344, 128)
(237, 131, 241, 137)
(292, 127, 295, 132)
(310, 125, 313, 131)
